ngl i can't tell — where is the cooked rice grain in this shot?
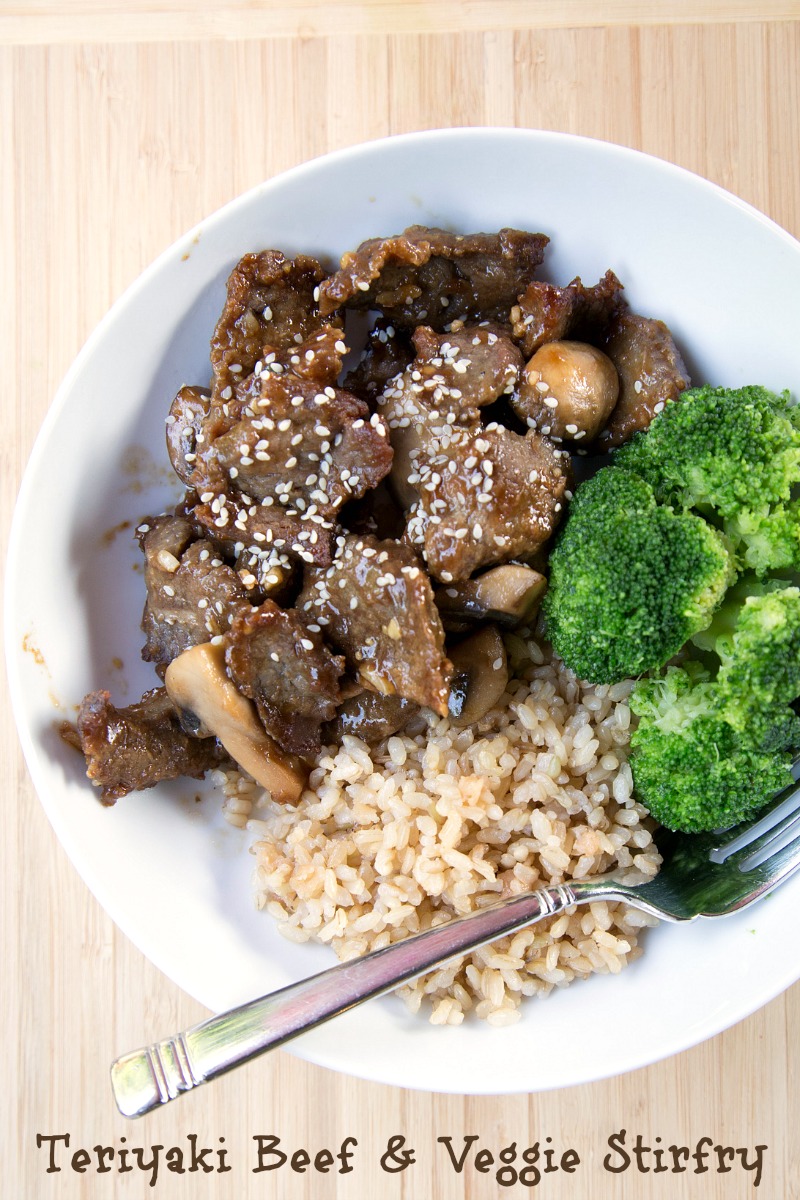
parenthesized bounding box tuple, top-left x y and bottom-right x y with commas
(217, 638, 660, 1024)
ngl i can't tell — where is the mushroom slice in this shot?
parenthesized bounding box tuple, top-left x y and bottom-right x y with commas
(446, 626, 509, 727)
(435, 565, 547, 632)
(164, 642, 306, 803)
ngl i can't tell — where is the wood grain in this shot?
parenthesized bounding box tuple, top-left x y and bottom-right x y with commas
(3, 17, 800, 1200)
(4, 1, 800, 45)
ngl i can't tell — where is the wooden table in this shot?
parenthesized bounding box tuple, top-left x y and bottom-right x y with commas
(3, 4, 799, 1196)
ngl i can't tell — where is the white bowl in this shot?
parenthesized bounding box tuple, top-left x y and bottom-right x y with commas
(7, 128, 800, 1094)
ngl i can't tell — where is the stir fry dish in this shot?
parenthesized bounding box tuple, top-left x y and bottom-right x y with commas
(60, 224, 800, 1023)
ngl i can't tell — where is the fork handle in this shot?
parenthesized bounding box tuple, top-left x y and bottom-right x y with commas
(111, 878, 619, 1117)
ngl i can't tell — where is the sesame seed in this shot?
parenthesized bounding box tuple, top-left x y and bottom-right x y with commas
(156, 550, 180, 573)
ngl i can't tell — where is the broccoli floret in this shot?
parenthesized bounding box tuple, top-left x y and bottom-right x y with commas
(629, 582, 800, 832)
(630, 685, 794, 833)
(616, 384, 800, 575)
(543, 468, 735, 683)
(722, 504, 800, 576)
(715, 584, 800, 722)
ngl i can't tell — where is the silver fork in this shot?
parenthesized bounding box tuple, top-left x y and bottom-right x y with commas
(111, 771, 800, 1118)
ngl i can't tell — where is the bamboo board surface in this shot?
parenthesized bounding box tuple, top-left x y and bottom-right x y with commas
(2, 8, 800, 1198)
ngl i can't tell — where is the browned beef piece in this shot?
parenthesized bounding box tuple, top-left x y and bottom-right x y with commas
(511, 270, 625, 357)
(321, 690, 418, 746)
(210, 250, 336, 400)
(168, 325, 351, 491)
(139, 514, 248, 675)
(224, 600, 345, 757)
(343, 318, 414, 405)
(299, 534, 452, 715)
(597, 311, 691, 449)
(207, 375, 392, 511)
(170, 326, 393, 569)
(408, 324, 523, 416)
(66, 687, 224, 804)
(405, 425, 571, 582)
(318, 226, 548, 331)
(377, 324, 523, 510)
(190, 496, 336, 566)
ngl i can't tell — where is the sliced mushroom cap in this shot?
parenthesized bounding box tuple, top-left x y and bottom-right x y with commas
(435, 564, 547, 632)
(446, 626, 509, 727)
(164, 641, 307, 803)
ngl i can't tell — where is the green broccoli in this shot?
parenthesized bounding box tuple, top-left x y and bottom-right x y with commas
(615, 384, 800, 575)
(629, 583, 800, 832)
(543, 467, 735, 683)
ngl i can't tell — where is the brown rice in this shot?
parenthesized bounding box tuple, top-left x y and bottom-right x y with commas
(216, 633, 660, 1026)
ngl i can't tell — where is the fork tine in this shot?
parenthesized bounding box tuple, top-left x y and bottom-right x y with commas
(736, 797, 800, 868)
(709, 774, 800, 863)
(739, 826, 800, 893)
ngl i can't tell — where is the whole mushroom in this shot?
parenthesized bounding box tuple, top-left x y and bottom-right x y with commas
(513, 340, 619, 443)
